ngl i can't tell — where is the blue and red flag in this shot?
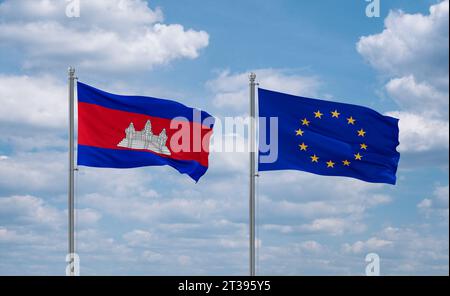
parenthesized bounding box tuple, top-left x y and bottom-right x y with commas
(258, 88, 400, 185)
(77, 82, 214, 182)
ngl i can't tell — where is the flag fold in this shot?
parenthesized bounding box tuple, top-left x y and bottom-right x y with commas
(258, 88, 400, 185)
(77, 82, 214, 182)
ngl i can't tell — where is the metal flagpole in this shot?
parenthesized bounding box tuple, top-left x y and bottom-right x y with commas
(249, 73, 256, 276)
(68, 67, 76, 276)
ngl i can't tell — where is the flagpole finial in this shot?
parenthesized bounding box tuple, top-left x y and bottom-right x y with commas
(68, 67, 75, 77)
(249, 72, 256, 82)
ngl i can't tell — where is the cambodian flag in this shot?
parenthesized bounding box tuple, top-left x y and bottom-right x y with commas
(77, 82, 215, 182)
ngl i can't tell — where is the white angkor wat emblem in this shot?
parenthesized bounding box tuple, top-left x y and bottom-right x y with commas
(117, 119, 171, 155)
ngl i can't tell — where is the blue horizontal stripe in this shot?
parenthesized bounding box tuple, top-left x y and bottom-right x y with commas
(77, 82, 213, 123)
(77, 145, 208, 182)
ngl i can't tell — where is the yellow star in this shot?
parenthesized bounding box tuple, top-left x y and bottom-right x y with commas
(326, 160, 335, 168)
(299, 143, 308, 151)
(314, 110, 323, 119)
(342, 160, 351, 166)
(360, 143, 368, 150)
(310, 154, 319, 163)
(331, 110, 340, 118)
(357, 129, 366, 137)
(301, 118, 310, 126)
(354, 153, 363, 160)
(295, 129, 304, 136)
(347, 116, 356, 125)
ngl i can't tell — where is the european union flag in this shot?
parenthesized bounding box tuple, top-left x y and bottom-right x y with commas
(258, 88, 400, 185)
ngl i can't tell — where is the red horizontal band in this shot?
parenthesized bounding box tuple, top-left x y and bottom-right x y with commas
(78, 102, 213, 167)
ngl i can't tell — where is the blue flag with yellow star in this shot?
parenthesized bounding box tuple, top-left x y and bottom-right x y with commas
(258, 88, 400, 185)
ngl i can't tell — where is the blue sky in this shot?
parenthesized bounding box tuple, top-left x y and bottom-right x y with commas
(0, 0, 448, 275)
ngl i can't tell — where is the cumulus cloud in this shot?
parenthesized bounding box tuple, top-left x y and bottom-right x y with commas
(418, 185, 449, 220)
(0, 195, 63, 227)
(0, 227, 40, 244)
(0, 151, 66, 194)
(386, 75, 448, 118)
(434, 185, 450, 208)
(380, 226, 448, 274)
(357, 0, 449, 154)
(298, 240, 323, 253)
(122, 229, 153, 247)
(0, 0, 209, 71)
(342, 237, 393, 254)
(0, 0, 447, 276)
(258, 171, 389, 213)
(357, 0, 449, 79)
(0, 75, 67, 129)
(0, 0, 163, 28)
(263, 218, 366, 236)
(0, 194, 101, 228)
(81, 192, 232, 224)
(341, 226, 448, 274)
(74, 156, 393, 239)
(207, 69, 320, 113)
(386, 111, 449, 152)
(76, 208, 102, 226)
(299, 218, 366, 236)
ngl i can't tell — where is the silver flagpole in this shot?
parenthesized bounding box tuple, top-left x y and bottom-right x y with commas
(68, 67, 76, 276)
(249, 73, 256, 276)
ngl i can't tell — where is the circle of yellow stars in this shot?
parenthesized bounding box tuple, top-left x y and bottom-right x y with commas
(295, 109, 368, 169)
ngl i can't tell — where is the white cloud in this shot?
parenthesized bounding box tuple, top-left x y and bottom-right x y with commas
(123, 229, 153, 247)
(299, 218, 366, 236)
(0, 75, 67, 129)
(0, 195, 63, 227)
(380, 226, 448, 273)
(249, 172, 396, 241)
(386, 111, 449, 152)
(0, 152, 66, 193)
(418, 185, 449, 220)
(263, 218, 366, 236)
(142, 250, 163, 263)
(0, 227, 39, 243)
(81, 193, 222, 223)
(417, 198, 433, 210)
(0, 194, 101, 228)
(340, 226, 448, 274)
(298, 240, 323, 252)
(218, 237, 248, 249)
(0, 0, 447, 275)
(76, 229, 133, 260)
(0, 0, 164, 26)
(357, 0, 449, 79)
(76, 208, 102, 226)
(343, 237, 393, 254)
(0, 0, 209, 71)
(386, 75, 448, 118)
(357, 0, 449, 154)
(262, 224, 295, 234)
(207, 69, 320, 113)
(434, 185, 449, 208)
